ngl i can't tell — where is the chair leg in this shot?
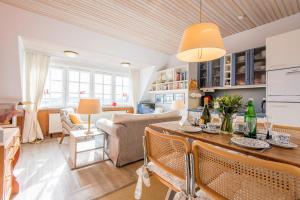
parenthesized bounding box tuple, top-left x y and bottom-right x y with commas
(59, 132, 65, 144)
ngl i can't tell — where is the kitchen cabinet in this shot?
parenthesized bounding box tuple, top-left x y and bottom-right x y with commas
(211, 57, 224, 87)
(198, 62, 210, 88)
(232, 50, 250, 86)
(197, 47, 266, 89)
(267, 102, 300, 126)
(266, 29, 300, 70)
(249, 47, 266, 85)
(198, 57, 224, 88)
(267, 66, 300, 97)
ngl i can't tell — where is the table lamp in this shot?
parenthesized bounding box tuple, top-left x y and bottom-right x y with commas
(171, 100, 189, 126)
(77, 98, 101, 134)
(171, 100, 185, 112)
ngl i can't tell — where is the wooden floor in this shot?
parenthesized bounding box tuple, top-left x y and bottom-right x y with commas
(12, 138, 142, 200)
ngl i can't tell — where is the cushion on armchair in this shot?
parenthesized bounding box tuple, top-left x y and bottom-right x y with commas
(69, 114, 82, 124)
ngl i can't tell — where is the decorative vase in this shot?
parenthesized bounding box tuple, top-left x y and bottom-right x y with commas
(221, 114, 233, 134)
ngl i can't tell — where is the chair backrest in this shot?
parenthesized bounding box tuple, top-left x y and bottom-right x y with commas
(192, 140, 300, 200)
(144, 127, 190, 181)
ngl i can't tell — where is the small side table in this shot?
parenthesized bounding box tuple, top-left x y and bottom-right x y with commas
(69, 129, 107, 169)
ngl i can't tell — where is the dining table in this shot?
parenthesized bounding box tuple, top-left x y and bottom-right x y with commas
(149, 121, 300, 168)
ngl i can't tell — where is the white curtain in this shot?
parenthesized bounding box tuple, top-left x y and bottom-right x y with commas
(22, 52, 50, 143)
(129, 68, 139, 113)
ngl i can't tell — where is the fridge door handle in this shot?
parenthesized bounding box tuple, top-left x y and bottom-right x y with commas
(286, 69, 300, 74)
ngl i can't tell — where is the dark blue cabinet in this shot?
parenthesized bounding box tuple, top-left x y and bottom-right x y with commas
(197, 46, 265, 89)
(232, 50, 251, 86)
(249, 46, 266, 85)
(197, 57, 224, 88)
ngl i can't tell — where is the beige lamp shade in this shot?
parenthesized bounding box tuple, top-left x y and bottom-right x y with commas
(77, 99, 101, 114)
(177, 23, 226, 62)
(171, 100, 185, 111)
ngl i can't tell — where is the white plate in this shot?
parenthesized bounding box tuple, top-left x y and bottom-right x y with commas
(179, 126, 202, 133)
(267, 140, 298, 149)
(203, 128, 220, 134)
(231, 137, 270, 149)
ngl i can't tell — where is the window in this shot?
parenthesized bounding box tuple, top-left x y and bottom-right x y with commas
(41, 68, 64, 107)
(115, 76, 130, 105)
(94, 73, 112, 105)
(68, 70, 91, 105)
(40, 66, 130, 107)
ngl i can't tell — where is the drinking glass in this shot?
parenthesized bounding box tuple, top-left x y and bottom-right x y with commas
(263, 116, 273, 139)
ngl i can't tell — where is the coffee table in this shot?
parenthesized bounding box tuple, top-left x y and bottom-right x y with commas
(69, 129, 108, 169)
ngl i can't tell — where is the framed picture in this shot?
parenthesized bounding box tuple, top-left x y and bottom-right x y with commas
(163, 94, 173, 104)
(155, 94, 163, 104)
(174, 93, 185, 103)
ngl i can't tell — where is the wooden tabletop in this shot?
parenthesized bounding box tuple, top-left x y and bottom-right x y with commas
(149, 121, 300, 168)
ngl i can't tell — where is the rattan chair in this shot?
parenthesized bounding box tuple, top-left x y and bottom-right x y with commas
(191, 140, 300, 200)
(135, 127, 191, 199)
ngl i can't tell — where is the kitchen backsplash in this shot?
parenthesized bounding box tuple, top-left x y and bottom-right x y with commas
(212, 88, 266, 113)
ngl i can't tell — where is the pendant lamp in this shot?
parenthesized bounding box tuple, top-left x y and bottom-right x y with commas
(177, 0, 226, 62)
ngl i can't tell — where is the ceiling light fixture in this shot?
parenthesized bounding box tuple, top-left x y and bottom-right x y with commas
(64, 50, 79, 58)
(177, 0, 226, 62)
(238, 15, 245, 20)
(120, 62, 131, 68)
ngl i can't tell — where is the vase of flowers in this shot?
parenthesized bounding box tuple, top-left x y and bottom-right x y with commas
(214, 95, 243, 134)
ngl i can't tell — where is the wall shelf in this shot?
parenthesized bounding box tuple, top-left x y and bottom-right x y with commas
(200, 84, 266, 91)
(149, 89, 188, 94)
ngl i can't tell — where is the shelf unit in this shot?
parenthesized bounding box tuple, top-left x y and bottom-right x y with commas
(150, 65, 188, 92)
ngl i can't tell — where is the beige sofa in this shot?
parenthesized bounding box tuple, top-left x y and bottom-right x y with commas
(96, 112, 181, 167)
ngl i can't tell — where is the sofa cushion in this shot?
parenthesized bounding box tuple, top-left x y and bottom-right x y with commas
(111, 111, 179, 124)
(111, 113, 155, 123)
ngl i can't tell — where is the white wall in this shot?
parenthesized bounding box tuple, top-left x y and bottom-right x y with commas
(0, 2, 169, 99)
(167, 13, 300, 67)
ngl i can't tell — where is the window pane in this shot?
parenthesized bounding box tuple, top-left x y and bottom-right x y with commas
(68, 93, 79, 105)
(69, 71, 79, 81)
(123, 87, 129, 95)
(69, 82, 79, 93)
(123, 78, 129, 86)
(80, 72, 90, 82)
(116, 76, 122, 85)
(104, 75, 111, 84)
(80, 83, 90, 94)
(103, 85, 111, 94)
(94, 74, 103, 84)
(51, 68, 63, 81)
(116, 86, 122, 94)
(103, 95, 112, 105)
(51, 81, 63, 92)
(95, 84, 103, 94)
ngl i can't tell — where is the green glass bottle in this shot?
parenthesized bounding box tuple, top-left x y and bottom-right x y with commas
(201, 98, 211, 124)
(244, 98, 257, 138)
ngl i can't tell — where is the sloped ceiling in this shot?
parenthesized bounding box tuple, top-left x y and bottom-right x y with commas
(1, 0, 300, 54)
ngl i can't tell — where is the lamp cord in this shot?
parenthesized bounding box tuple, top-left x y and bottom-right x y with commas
(199, 0, 202, 23)
(198, 0, 203, 59)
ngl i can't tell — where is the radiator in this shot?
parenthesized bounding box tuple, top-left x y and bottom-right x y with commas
(49, 113, 62, 134)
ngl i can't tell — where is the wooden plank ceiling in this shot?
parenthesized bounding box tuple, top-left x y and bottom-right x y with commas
(2, 0, 300, 54)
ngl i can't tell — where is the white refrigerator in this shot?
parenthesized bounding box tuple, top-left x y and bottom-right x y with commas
(266, 66, 300, 126)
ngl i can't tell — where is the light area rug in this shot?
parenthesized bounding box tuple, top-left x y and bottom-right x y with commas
(57, 137, 142, 200)
(97, 176, 171, 200)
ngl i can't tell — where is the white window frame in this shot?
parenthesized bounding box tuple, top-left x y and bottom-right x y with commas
(40, 65, 130, 108)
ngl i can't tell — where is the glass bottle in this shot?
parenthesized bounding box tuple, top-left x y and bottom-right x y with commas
(244, 98, 257, 138)
(201, 98, 211, 125)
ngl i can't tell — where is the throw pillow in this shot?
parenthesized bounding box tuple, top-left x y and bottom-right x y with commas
(69, 114, 82, 125)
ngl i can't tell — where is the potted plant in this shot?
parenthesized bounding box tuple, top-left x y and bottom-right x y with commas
(214, 95, 243, 134)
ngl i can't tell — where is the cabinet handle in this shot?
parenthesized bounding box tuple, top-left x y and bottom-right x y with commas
(286, 69, 300, 74)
